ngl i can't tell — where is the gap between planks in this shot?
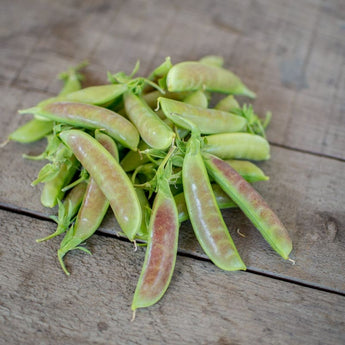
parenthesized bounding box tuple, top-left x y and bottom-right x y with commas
(1, 201, 344, 297)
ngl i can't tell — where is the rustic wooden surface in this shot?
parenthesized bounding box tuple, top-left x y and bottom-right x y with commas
(1, 0, 345, 344)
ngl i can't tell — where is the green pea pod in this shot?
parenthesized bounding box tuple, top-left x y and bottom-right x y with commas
(158, 97, 247, 134)
(203, 153, 292, 260)
(124, 92, 175, 150)
(225, 160, 269, 183)
(62, 83, 128, 106)
(58, 131, 119, 275)
(182, 130, 245, 271)
(214, 95, 240, 112)
(175, 183, 237, 223)
(166, 61, 255, 98)
(199, 55, 224, 68)
(203, 133, 270, 161)
(134, 187, 150, 241)
(120, 141, 151, 172)
(37, 181, 87, 242)
(8, 119, 54, 143)
(183, 90, 208, 108)
(40, 154, 79, 208)
(132, 158, 179, 311)
(20, 102, 139, 150)
(59, 130, 141, 241)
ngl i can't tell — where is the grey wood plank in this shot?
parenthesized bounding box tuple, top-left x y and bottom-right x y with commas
(1, 90, 344, 293)
(1, 210, 344, 345)
(2, 0, 345, 158)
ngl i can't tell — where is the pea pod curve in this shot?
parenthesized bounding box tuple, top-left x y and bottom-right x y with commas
(59, 129, 141, 241)
(182, 132, 245, 271)
(166, 61, 255, 98)
(159, 97, 247, 134)
(203, 152, 292, 260)
(132, 162, 179, 311)
(20, 102, 139, 150)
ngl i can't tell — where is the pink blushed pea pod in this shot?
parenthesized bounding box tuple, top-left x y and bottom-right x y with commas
(59, 130, 141, 241)
(20, 102, 139, 150)
(203, 153, 292, 260)
(132, 158, 179, 311)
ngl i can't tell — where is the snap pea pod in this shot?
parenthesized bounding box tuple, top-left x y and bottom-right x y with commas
(124, 92, 175, 150)
(203, 153, 292, 260)
(120, 141, 151, 172)
(199, 55, 224, 68)
(225, 160, 269, 183)
(183, 90, 208, 108)
(214, 95, 240, 112)
(132, 158, 179, 311)
(58, 131, 119, 275)
(61, 83, 128, 106)
(20, 102, 139, 150)
(59, 129, 141, 241)
(37, 181, 87, 242)
(166, 61, 255, 98)
(134, 187, 150, 241)
(158, 97, 247, 134)
(175, 183, 237, 223)
(203, 133, 270, 160)
(8, 119, 54, 143)
(182, 130, 245, 271)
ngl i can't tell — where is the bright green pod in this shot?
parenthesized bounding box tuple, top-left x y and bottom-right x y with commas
(175, 183, 237, 223)
(124, 92, 175, 150)
(199, 55, 224, 68)
(120, 141, 150, 172)
(204, 133, 270, 161)
(158, 97, 247, 134)
(8, 118, 54, 143)
(183, 90, 208, 108)
(166, 61, 255, 98)
(182, 132, 245, 271)
(214, 95, 240, 112)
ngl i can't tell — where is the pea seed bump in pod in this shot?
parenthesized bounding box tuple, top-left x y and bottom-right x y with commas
(59, 129, 142, 241)
(166, 61, 256, 98)
(203, 153, 292, 260)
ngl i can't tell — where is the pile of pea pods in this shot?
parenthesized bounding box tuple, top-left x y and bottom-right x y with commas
(7, 56, 293, 312)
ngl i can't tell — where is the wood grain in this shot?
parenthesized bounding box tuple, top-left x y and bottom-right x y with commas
(1, 210, 344, 345)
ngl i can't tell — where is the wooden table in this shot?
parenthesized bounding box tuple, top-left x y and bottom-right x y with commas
(1, 0, 344, 344)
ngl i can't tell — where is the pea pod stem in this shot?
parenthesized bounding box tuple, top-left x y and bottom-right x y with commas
(203, 153, 292, 260)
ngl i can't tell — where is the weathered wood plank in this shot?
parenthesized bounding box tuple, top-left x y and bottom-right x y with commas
(2, 0, 344, 157)
(1, 210, 344, 345)
(1, 95, 344, 293)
